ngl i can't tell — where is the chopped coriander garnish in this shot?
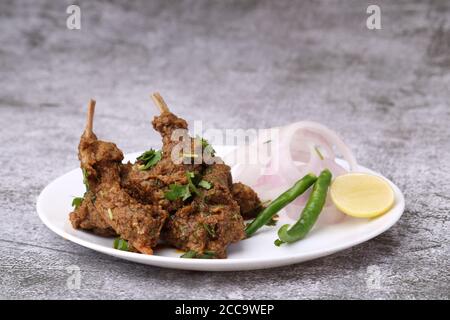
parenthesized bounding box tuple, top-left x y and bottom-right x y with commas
(164, 184, 191, 201)
(202, 223, 216, 237)
(71, 197, 84, 209)
(113, 238, 129, 251)
(196, 135, 216, 157)
(199, 251, 216, 259)
(82, 168, 89, 191)
(186, 171, 195, 178)
(164, 172, 208, 202)
(72, 169, 89, 210)
(180, 250, 216, 259)
(186, 171, 199, 196)
(180, 250, 197, 258)
(198, 180, 212, 190)
(137, 149, 162, 170)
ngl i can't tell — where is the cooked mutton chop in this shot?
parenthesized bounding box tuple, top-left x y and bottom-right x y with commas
(162, 163, 245, 258)
(69, 100, 119, 237)
(121, 109, 202, 213)
(121, 93, 261, 217)
(69, 100, 167, 254)
(122, 93, 252, 258)
(69, 193, 116, 237)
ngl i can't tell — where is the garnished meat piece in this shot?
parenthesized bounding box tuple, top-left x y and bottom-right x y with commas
(69, 126, 121, 237)
(162, 164, 245, 258)
(69, 100, 167, 254)
(69, 191, 116, 237)
(121, 99, 203, 212)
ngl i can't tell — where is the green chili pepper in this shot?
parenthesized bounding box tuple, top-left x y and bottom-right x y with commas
(245, 173, 317, 237)
(276, 169, 332, 245)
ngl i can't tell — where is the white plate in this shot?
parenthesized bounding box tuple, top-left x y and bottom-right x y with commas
(37, 148, 405, 271)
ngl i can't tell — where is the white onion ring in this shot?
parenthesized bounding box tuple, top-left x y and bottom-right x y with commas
(227, 121, 358, 226)
(277, 121, 357, 186)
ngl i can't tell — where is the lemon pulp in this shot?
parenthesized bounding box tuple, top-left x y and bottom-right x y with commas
(330, 173, 394, 218)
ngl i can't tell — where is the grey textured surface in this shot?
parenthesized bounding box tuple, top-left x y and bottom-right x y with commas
(0, 0, 449, 300)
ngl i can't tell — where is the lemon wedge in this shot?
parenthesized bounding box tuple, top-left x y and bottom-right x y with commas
(330, 173, 394, 218)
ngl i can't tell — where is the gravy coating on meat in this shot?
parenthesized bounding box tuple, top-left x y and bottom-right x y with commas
(121, 94, 261, 258)
(232, 182, 262, 220)
(131, 93, 263, 257)
(69, 100, 167, 254)
(121, 111, 202, 212)
(122, 104, 248, 257)
(69, 130, 118, 237)
(162, 163, 245, 258)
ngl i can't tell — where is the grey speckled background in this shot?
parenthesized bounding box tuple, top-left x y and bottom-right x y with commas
(0, 0, 449, 299)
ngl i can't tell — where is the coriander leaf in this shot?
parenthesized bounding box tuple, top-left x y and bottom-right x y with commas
(198, 180, 212, 190)
(164, 172, 204, 202)
(180, 250, 215, 259)
(186, 171, 199, 196)
(197, 251, 216, 259)
(181, 185, 192, 201)
(186, 171, 195, 179)
(113, 238, 129, 251)
(180, 250, 197, 258)
(137, 149, 162, 170)
(202, 223, 216, 237)
(196, 135, 216, 157)
(82, 168, 89, 191)
(71, 197, 84, 209)
(164, 184, 184, 201)
(136, 149, 157, 161)
(164, 184, 191, 201)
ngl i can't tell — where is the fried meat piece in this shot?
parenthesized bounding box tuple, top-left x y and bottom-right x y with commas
(119, 94, 258, 257)
(231, 182, 262, 219)
(121, 111, 202, 213)
(69, 103, 167, 254)
(69, 191, 116, 237)
(93, 176, 167, 254)
(69, 131, 118, 237)
(162, 164, 245, 258)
